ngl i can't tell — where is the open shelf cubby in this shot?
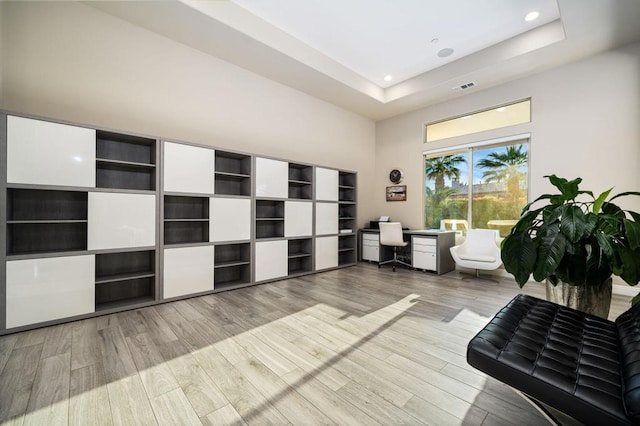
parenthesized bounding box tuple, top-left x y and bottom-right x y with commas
(95, 250, 155, 310)
(339, 235, 357, 265)
(164, 196, 209, 244)
(288, 238, 312, 275)
(96, 131, 156, 191)
(215, 151, 252, 196)
(7, 189, 88, 255)
(339, 171, 356, 202)
(255, 200, 284, 239)
(288, 163, 313, 200)
(214, 243, 251, 288)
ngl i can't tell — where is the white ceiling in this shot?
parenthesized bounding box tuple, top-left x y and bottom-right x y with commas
(89, 0, 640, 121)
(230, 0, 560, 88)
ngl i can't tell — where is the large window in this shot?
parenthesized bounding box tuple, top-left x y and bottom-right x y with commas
(424, 139, 529, 237)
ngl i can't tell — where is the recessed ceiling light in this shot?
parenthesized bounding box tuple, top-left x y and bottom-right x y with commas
(383, 75, 393, 82)
(438, 48, 454, 58)
(525, 11, 540, 22)
(496, 107, 506, 112)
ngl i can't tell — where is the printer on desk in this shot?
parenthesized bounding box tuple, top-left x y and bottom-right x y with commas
(369, 217, 408, 230)
(369, 215, 390, 229)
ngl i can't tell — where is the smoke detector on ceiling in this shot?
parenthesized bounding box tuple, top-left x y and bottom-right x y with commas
(452, 82, 476, 91)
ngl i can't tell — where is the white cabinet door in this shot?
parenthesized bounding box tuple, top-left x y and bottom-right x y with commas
(285, 201, 312, 237)
(255, 158, 288, 198)
(315, 167, 339, 201)
(315, 202, 338, 235)
(315, 236, 338, 270)
(6, 255, 95, 329)
(88, 192, 156, 250)
(164, 141, 214, 194)
(163, 246, 214, 299)
(255, 240, 288, 281)
(7, 115, 96, 187)
(210, 198, 251, 242)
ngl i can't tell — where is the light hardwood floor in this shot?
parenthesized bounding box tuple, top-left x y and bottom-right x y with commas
(0, 264, 632, 425)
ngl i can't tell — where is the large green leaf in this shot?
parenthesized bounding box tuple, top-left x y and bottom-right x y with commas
(501, 232, 536, 287)
(560, 205, 585, 243)
(582, 213, 598, 237)
(624, 218, 640, 250)
(592, 188, 613, 214)
(545, 175, 593, 204)
(620, 247, 640, 285)
(610, 191, 640, 202)
(512, 208, 542, 234)
(594, 230, 615, 258)
(532, 225, 567, 281)
(584, 243, 612, 286)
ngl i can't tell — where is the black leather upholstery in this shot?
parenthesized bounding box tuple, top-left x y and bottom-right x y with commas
(467, 294, 636, 425)
(616, 303, 640, 423)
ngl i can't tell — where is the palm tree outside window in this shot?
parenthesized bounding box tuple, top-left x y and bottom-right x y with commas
(424, 141, 529, 237)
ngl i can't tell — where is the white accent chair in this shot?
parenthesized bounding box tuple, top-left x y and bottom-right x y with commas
(378, 222, 411, 272)
(449, 228, 502, 278)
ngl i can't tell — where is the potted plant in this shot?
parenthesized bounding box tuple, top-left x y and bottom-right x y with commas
(501, 175, 640, 318)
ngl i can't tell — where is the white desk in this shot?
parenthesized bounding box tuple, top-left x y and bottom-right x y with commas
(359, 229, 455, 274)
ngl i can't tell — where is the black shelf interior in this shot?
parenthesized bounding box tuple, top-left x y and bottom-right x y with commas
(96, 250, 155, 282)
(215, 151, 252, 196)
(215, 150, 251, 175)
(95, 278, 155, 311)
(339, 171, 356, 188)
(256, 200, 284, 239)
(288, 238, 312, 257)
(339, 234, 357, 265)
(164, 196, 209, 244)
(214, 243, 251, 288)
(215, 243, 250, 266)
(288, 163, 313, 199)
(339, 250, 357, 266)
(7, 189, 88, 255)
(8, 189, 87, 221)
(96, 131, 156, 190)
(288, 238, 312, 274)
(95, 250, 155, 309)
(339, 234, 356, 250)
(339, 172, 356, 202)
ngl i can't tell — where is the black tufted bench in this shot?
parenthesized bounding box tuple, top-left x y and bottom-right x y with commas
(467, 294, 640, 425)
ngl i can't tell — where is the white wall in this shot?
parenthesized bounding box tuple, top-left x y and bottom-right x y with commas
(376, 41, 640, 228)
(1, 1, 375, 226)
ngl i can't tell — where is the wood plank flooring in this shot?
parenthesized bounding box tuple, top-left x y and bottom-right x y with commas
(0, 264, 632, 425)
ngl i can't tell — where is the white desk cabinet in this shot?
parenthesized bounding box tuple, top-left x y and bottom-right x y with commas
(255, 240, 288, 281)
(88, 192, 156, 250)
(285, 201, 313, 237)
(412, 236, 437, 271)
(210, 198, 251, 242)
(315, 202, 338, 236)
(255, 158, 288, 198)
(361, 233, 380, 262)
(7, 115, 96, 188)
(315, 167, 339, 201)
(164, 141, 215, 194)
(6, 255, 95, 329)
(316, 236, 338, 270)
(163, 246, 214, 299)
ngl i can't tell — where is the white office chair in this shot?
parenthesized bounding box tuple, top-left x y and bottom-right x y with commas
(378, 222, 411, 272)
(449, 228, 502, 279)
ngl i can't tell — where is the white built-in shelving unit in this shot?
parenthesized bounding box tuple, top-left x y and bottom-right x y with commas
(0, 112, 357, 334)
